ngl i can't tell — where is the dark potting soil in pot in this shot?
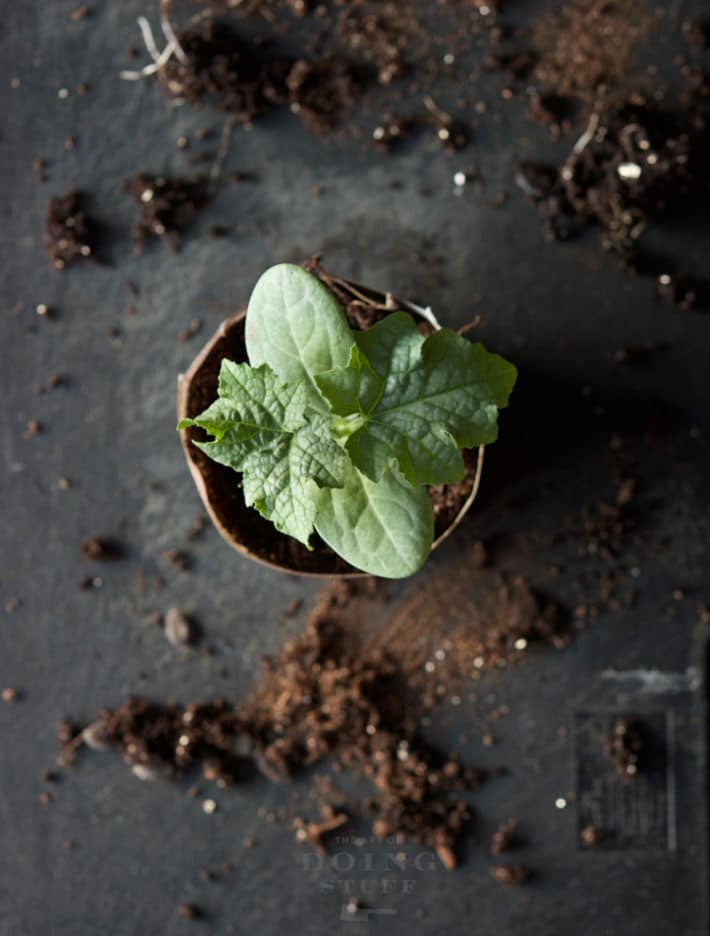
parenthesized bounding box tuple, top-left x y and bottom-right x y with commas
(181, 268, 477, 575)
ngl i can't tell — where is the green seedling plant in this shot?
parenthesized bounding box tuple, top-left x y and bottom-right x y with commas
(178, 264, 517, 578)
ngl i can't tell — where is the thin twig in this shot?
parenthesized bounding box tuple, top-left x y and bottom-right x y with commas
(571, 109, 600, 157)
(560, 104, 602, 187)
(121, 40, 178, 80)
(457, 314, 483, 336)
(209, 117, 236, 196)
(423, 95, 451, 126)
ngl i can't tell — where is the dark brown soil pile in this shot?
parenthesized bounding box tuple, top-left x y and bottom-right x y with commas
(158, 20, 289, 123)
(286, 59, 362, 134)
(61, 580, 487, 867)
(124, 173, 208, 251)
(43, 191, 97, 270)
(138, 3, 505, 150)
(59, 560, 568, 866)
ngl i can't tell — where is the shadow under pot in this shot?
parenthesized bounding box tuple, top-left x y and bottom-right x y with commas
(176, 269, 484, 577)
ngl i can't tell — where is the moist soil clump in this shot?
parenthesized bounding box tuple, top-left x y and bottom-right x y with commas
(43, 191, 97, 270)
(286, 59, 362, 135)
(59, 571, 568, 863)
(516, 88, 710, 305)
(158, 20, 289, 122)
(125, 173, 208, 251)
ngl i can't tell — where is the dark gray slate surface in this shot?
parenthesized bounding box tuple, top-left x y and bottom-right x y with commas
(1, 2, 708, 934)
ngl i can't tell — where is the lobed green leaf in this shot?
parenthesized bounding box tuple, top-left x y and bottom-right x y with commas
(179, 360, 347, 546)
(318, 312, 517, 486)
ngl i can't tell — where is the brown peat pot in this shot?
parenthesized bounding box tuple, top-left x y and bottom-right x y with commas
(177, 269, 484, 577)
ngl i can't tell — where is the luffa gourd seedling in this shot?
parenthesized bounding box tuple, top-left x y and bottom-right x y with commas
(178, 264, 517, 577)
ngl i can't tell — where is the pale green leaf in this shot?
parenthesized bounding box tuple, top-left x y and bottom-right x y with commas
(245, 263, 355, 409)
(315, 462, 434, 578)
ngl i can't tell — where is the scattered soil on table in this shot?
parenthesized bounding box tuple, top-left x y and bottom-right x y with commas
(59, 559, 570, 867)
(366, 565, 564, 707)
(43, 191, 97, 270)
(125, 174, 208, 252)
(158, 20, 289, 123)
(133, 2, 507, 149)
(516, 83, 710, 306)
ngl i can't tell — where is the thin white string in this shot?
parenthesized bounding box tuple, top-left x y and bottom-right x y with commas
(160, 9, 189, 65)
(120, 15, 184, 82)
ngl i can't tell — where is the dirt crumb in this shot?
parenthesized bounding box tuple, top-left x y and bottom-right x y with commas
(603, 718, 644, 780)
(124, 174, 207, 252)
(286, 59, 362, 134)
(490, 818, 519, 855)
(490, 863, 531, 885)
(81, 537, 125, 561)
(43, 191, 97, 270)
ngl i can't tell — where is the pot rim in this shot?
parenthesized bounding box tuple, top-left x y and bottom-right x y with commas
(177, 275, 484, 577)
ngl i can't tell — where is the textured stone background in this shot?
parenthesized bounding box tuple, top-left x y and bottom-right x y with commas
(1, 2, 708, 934)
